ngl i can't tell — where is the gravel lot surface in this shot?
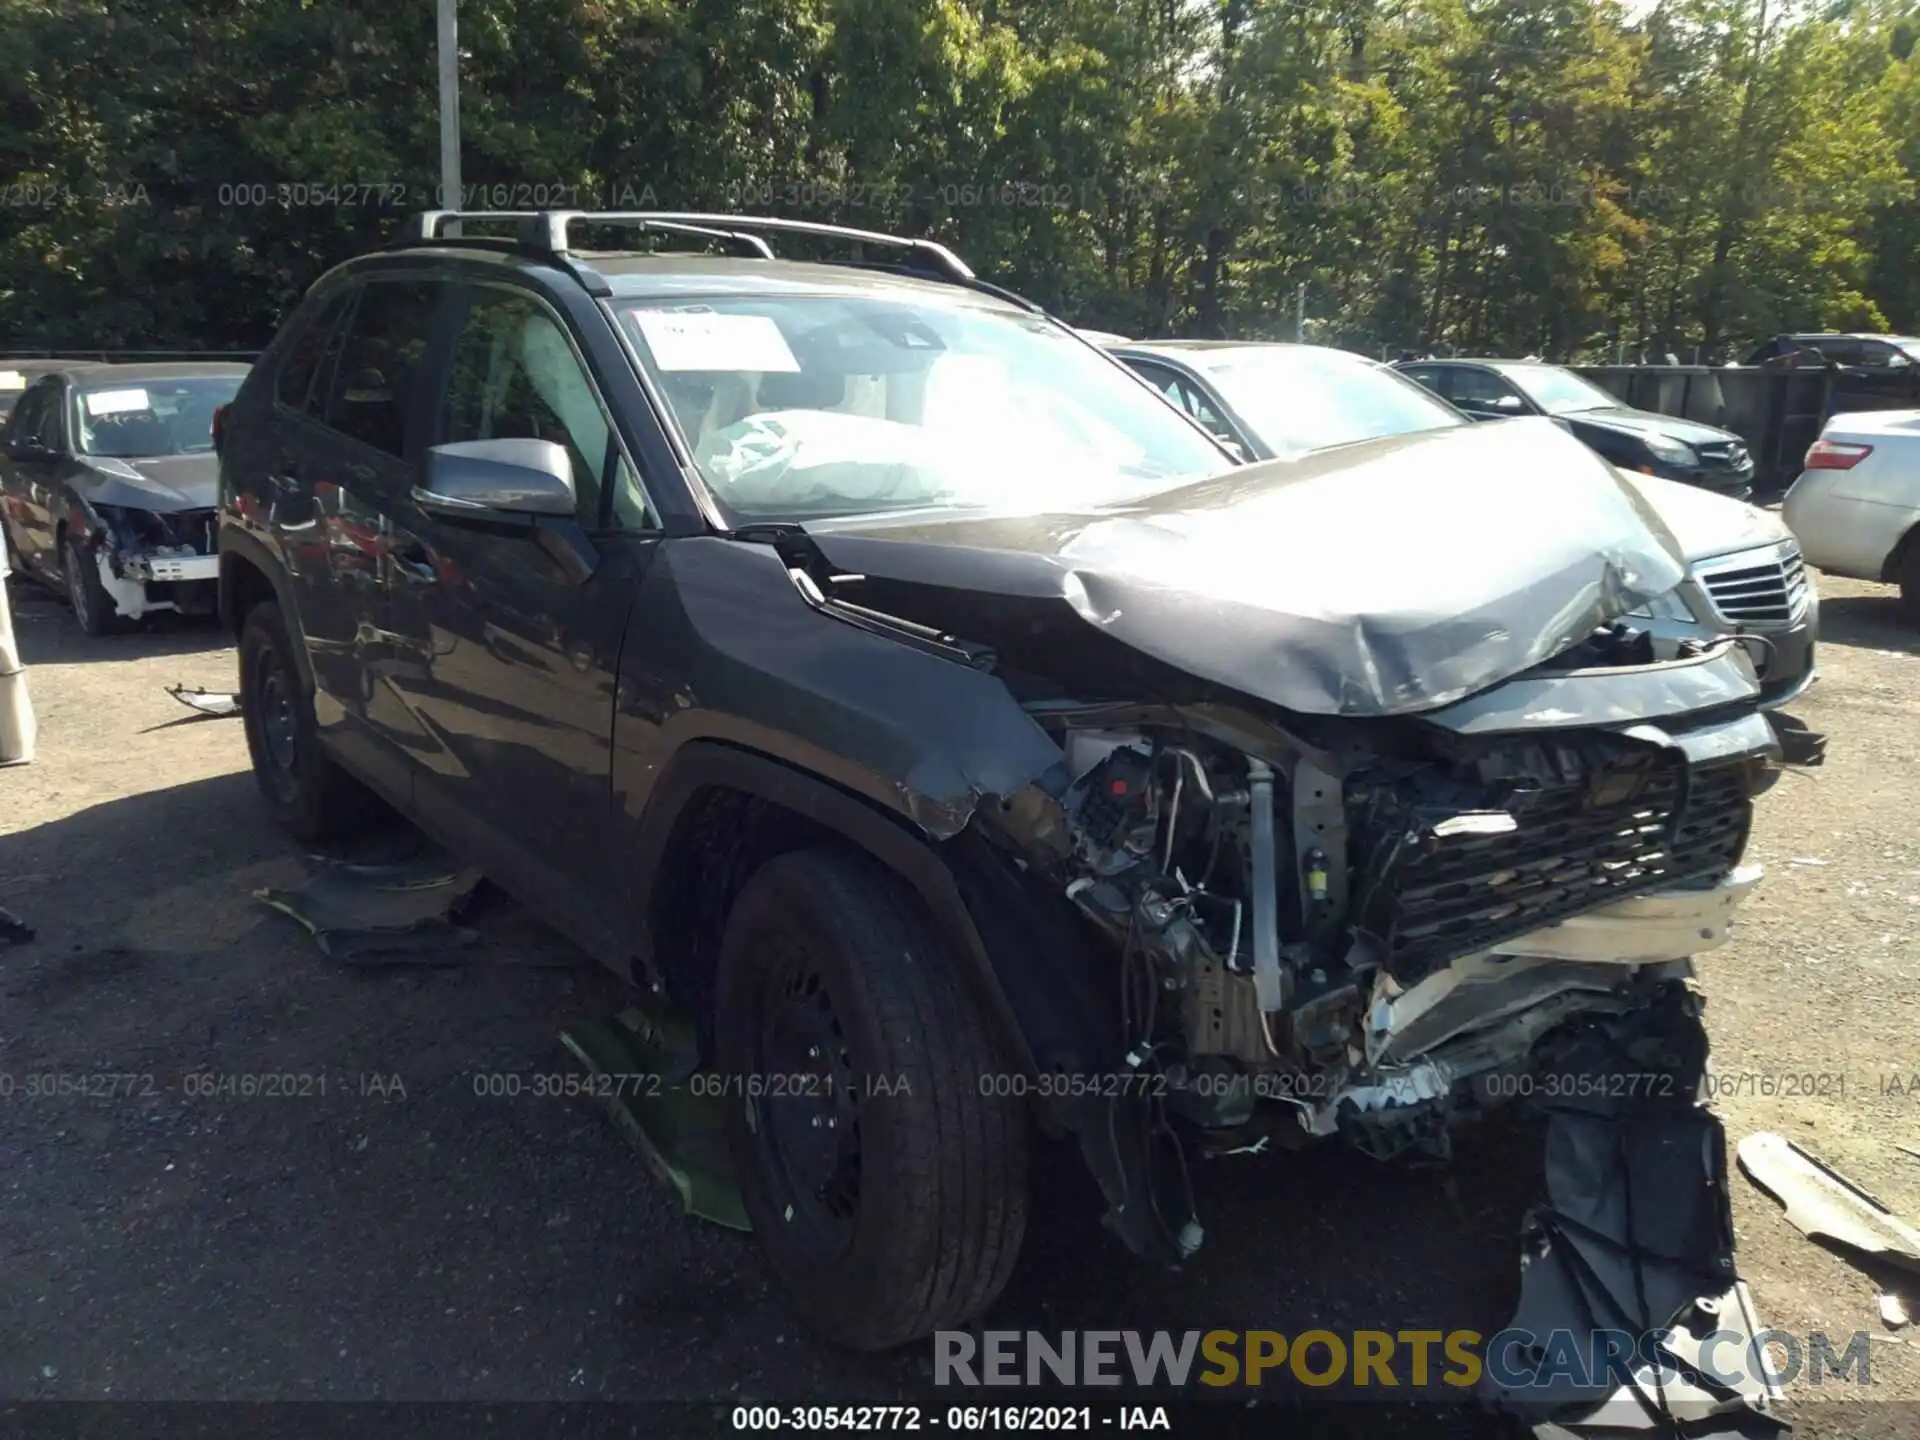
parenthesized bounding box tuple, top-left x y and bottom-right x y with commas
(1, 568, 1915, 1437)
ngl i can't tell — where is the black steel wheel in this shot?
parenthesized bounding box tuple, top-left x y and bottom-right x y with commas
(238, 599, 376, 842)
(714, 847, 1029, 1351)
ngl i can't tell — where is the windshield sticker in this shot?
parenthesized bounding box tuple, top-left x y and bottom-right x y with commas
(83, 388, 151, 416)
(633, 310, 800, 373)
(0, 370, 24, 391)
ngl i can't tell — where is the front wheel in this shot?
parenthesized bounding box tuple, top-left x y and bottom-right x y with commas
(1898, 531, 1920, 630)
(63, 535, 126, 636)
(715, 848, 1029, 1350)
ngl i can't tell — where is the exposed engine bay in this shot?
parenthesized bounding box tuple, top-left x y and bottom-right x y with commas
(920, 609, 1782, 1229)
(85, 503, 220, 620)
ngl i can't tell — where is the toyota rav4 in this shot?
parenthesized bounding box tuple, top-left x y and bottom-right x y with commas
(218, 213, 1785, 1436)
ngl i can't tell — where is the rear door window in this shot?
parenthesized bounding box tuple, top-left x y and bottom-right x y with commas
(321, 279, 447, 457)
(1446, 367, 1525, 414)
(276, 290, 351, 417)
(5, 384, 51, 448)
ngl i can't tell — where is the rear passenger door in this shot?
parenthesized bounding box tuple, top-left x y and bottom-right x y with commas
(277, 276, 456, 801)
(384, 281, 662, 958)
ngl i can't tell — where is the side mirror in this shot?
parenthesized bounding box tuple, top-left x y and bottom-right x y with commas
(1492, 394, 1525, 413)
(415, 438, 577, 520)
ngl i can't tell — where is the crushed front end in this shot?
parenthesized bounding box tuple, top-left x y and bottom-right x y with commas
(965, 637, 1785, 1437)
(85, 503, 220, 620)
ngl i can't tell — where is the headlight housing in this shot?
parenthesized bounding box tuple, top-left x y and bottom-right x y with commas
(1644, 434, 1697, 467)
(1625, 586, 1698, 623)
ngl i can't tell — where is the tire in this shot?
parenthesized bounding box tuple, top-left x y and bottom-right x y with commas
(62, 534, 126, 636)
(1898, 532, 1920, 630)
(714, 847, 1029, 1350)
(238, 599, 376, 842)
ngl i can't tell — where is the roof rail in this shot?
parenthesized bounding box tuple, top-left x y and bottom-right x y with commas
(392, 210, 775, 260)
(391, 209, 974, 282)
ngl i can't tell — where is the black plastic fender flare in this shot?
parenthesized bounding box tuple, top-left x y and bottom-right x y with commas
(217, 525, 315, 696)
(623, 739, 1040, 1081)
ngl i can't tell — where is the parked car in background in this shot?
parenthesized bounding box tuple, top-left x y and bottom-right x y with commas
(1746, 333, 1920, 369)
(1111, 340, 1817, 709)
(215, 212, 1789, 1385)
(1745, 333, 1920, 414)
(1783, 408, 1920, 626)
(0, 361, 249, 633)
(1392, 356, 1757, 498)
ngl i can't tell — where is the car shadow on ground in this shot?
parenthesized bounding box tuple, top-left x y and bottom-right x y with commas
(1813, 592, 1919, 658)
(6, 576, 232, 664)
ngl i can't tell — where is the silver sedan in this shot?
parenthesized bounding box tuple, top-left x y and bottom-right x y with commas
(1783, 408, 1920, 626)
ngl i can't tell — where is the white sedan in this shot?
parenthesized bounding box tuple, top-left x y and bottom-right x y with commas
(1783, 408, 1920, 624)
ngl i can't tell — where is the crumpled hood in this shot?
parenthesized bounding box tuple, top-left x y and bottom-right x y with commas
(1567, 407, 1742, 448)
(1616, 471, 1785, 563)
(799, 416, 1691, 717)
(77, 455, 218, 513)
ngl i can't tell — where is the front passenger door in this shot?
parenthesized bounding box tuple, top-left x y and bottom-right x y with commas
(388, 283, 662, 958)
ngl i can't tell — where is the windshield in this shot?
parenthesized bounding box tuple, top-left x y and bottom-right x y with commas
(1498, 363, 1620, 415)
(1195, 347, 1465, 457)
(616, 295, 1229, 520)
(1895, 338, 1920, 362)
(73, 375, 244, 458)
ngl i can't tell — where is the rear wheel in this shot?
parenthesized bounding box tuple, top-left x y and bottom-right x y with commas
(1897, 530, 1920, 629)
(715, 848, 1029, 1350)
(239, 599, 376, 842)
(62, 534, 126, 636)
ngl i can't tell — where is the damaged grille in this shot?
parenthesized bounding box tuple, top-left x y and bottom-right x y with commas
(168, 508, 217, 555)
(1697, 543, 1807, 627)
(1363, 759, 1752, 980)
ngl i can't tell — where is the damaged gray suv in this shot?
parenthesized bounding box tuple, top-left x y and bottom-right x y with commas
(219, 213, 1786, 1432)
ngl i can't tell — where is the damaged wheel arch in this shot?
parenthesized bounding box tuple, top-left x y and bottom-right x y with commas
(624, 739, 1054, 1091)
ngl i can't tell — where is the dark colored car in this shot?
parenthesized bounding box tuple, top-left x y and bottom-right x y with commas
(1393, 357, 1756, 498)
(217, 214, 1784, 1421)
(1109, 340, 1818, 712)
(0, 362, 249, 633)
(1744, 332, 1920, 409)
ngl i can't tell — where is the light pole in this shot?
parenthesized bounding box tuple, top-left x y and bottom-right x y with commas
(436, 0, 461, 232)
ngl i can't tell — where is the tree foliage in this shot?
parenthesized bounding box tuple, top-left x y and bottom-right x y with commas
(0, 0, 1913, 357)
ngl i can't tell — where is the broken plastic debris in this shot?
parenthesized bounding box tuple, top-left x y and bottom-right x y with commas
(1737, 1132, 1920, 1276)
(166, 684, 240, 718)
(1788, 857, 1828, 867)
(1880, 1292, 1910, 1330)
(558, 1005, 749, 1232)
(254, 851, 485, 961)
(0, 905, 32, 947)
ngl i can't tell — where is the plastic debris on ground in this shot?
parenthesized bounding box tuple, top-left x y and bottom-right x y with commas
(254, 850, 487, 961)
(1738, 1132, 1920, 1276)
(559, 1004, 750, 1232)
(165, 684, 241, 718)
(0, 904, 33, 946)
